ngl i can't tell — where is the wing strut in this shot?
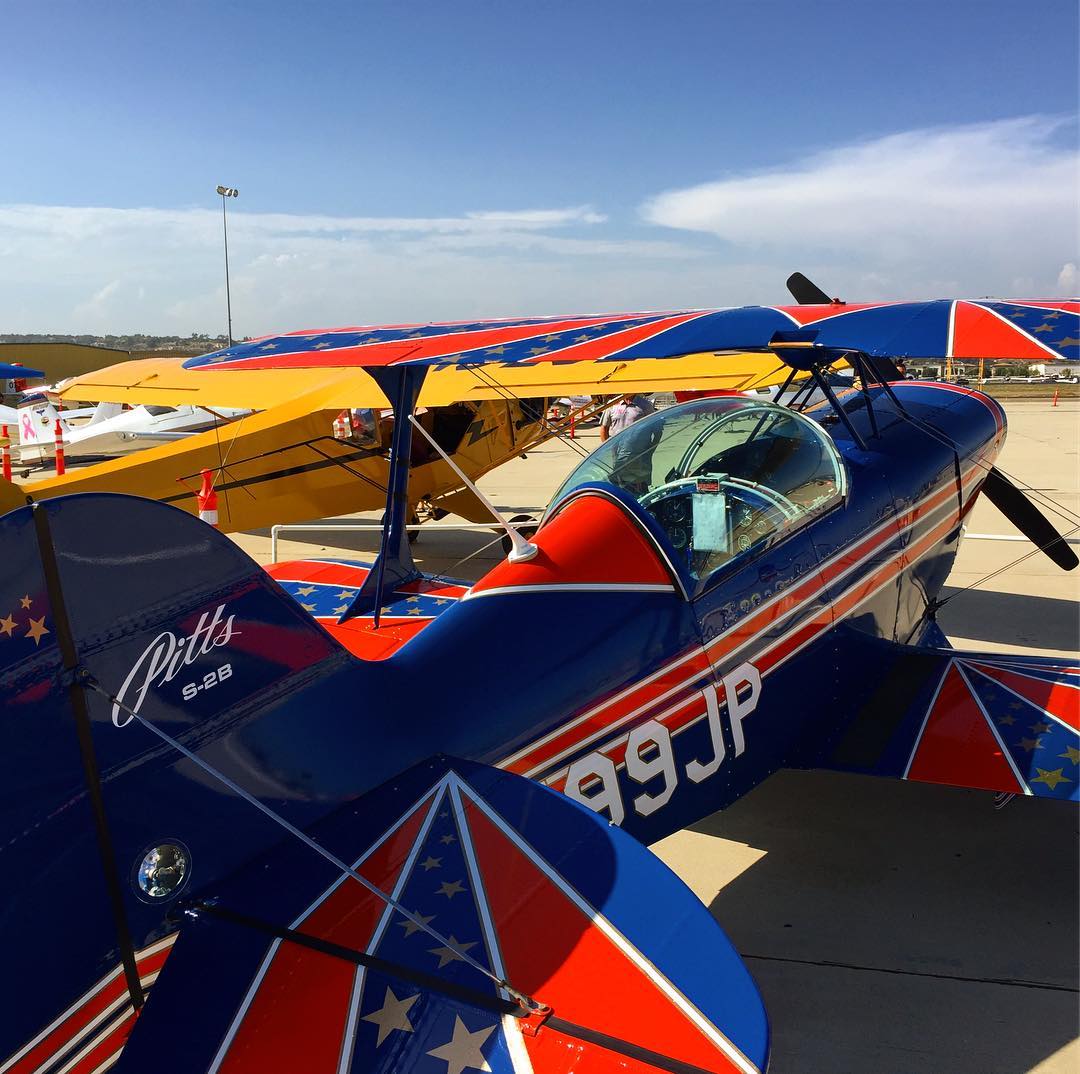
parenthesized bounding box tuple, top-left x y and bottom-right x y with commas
(408, 412, 538, 563)
(342, 366, 428, 626)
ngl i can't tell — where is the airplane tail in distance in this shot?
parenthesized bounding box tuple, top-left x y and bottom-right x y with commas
(794, 627, 1079, 802)
(16, 396, 60, 454)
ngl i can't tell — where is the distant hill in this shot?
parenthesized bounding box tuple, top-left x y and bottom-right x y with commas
(0, 333, 240, 356)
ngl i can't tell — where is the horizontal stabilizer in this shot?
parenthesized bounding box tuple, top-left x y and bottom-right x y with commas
(115, 757, 769, 1074)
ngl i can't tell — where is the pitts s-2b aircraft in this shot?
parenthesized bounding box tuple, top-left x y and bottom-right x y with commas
(1, 294, 1077, 1074)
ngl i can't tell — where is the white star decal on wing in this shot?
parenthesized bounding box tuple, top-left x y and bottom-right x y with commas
(426, 1015, 495, 1074)
(361, 986, 418, 1046)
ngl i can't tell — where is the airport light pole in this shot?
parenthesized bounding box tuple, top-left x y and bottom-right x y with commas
(216, 185, 239, 346)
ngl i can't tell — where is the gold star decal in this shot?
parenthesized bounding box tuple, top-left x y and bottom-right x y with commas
(573, 333, 593, 342)
(25, 617, 50, 646)
(1009, 702, 1023, 710)
(0, 614, 15, 637)
(1030, 721, 1052, 734)
(427, 1016, 495, 1074)
(1060, 746, 1080, 765)
(301, 602, 317, 612)
(1057, 336, 1080, 347)
(398, 911, 435, 937)
(1043, 310, 1062, 320)
(997, 714, 1016, 726)
(362, 986, 419, 1047)
(295, 585, 317, 596)
(434, 598, 450, 606)
(1031, 768, 1071, 790)
(336, 590, 356, 600)
(543, 334, 560, 342)
(440, 834, 457, 845)
(485, 346, 506, 355)
(260, 343, 279, 350)
(1033, 323, 1054, 334)
(19, 595, 31, 609)
(437, 879, 465, 899)
(333, 605, 349, 615)
(428, 935, 477, 970)
(529, 346, 549, 355)
(1018, 737, 1044, 752)
(419, 855, 442, 871)
(406, 595, 420, 603)
(314, 342, 330, 349)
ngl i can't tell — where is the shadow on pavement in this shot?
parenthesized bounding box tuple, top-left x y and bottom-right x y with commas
(937, 587, 1080, 652)
(688, 770, 1079, 1074)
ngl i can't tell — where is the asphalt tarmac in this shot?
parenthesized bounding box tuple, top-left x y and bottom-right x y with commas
(234, 398, 1079, 1074)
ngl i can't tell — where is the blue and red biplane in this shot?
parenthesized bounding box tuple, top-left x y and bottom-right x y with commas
(1, 294, 1077, 1074)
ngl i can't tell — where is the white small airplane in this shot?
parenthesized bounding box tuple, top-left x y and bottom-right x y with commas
(15, 394, 250, 465)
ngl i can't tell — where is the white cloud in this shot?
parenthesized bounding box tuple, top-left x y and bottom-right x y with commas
(2, 119, 1075, 335)
(0, 203, 693, 334)
(641, 116, 1079, 299)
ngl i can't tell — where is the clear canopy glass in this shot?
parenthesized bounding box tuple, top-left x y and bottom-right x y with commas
(550, 397, 846, 583)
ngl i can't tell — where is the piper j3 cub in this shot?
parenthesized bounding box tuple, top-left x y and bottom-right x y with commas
(1, 297, 1077, 1074)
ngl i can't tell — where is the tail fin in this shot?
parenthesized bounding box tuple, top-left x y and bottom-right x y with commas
(791, 627, 1078, 802)
(0, 492, 369, 1066)
(16, 395, 60, 452)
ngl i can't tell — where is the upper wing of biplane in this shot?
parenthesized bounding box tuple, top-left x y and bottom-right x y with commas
(56, 299, 1078, 410)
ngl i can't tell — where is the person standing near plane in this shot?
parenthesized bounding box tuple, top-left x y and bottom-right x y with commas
(599, 394, 655, 441)
(599, 394, 658, 494)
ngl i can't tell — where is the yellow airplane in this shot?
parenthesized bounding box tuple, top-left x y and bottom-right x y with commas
(2, 309, 832, 530)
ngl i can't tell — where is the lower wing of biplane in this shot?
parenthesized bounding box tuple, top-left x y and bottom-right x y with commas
(790, 626, 1079, 802)
(0, 493, 767, 1074)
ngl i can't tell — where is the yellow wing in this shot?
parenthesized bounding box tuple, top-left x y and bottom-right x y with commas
(56, 350, 819, 409)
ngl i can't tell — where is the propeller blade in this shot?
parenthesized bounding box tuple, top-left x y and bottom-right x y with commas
(981, 467, 1078, 570)
(786, 271, 833, 305)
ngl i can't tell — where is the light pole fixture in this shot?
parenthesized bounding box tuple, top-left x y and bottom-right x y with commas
(216, 185, 239, 345)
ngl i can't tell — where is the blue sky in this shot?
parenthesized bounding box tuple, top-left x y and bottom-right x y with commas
(1, 0, 1076, 333)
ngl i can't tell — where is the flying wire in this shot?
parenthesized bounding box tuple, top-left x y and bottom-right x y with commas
(935, 522, 1080, 609)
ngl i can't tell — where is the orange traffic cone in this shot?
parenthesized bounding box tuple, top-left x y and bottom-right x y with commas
(332, 411, 350, 439)
(1, 424, 10, 481)
(53, 419, 65, 476)
(1052, 388, 1059, 407)
(196, 469, 219, 527)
